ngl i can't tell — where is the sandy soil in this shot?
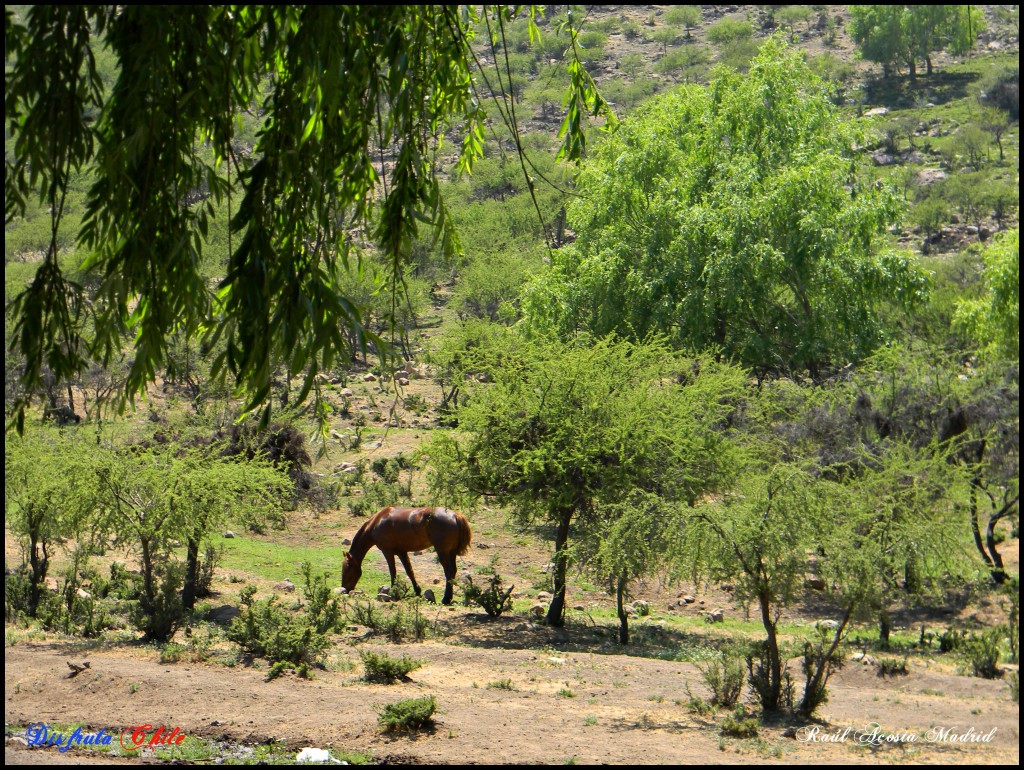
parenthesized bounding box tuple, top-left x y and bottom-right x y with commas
(5, 590, 1020, 766)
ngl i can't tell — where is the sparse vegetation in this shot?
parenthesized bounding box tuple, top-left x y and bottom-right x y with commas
(3, 4, 1019, 765)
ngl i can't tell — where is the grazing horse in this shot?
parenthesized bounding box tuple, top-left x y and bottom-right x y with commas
(341, 506, 472, 605)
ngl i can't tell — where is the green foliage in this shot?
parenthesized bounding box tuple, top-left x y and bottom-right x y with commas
(130, 561, 185, 642)
(376, 695, 438, 732)
(849, 6, 985, 78)
(226, 584, 332, 667)
(939, 628, 967, 653)
(463, 574, 515, 617)
(429, 336, 747, 626)
(745, 641, 795, 713)
(697, 653, 746, 708)
(5, 427, 100, 616)
(720, 711, 760, 738)
(4, 5, 611, 434)
(876, 656, 909, 677)
(360, 651, 424, 683)
(799, 626, 845, 715)
(345, 599, 430, 642)
(664, 7, 701, 36)
(523, 38, 926, 378)
(960, 628, 1004, 679)
(954, 229, 1019, 360)
(706, 18, 753, 44)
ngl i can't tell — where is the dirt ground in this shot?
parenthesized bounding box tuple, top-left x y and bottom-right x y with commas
(4, 614, 1020, 766)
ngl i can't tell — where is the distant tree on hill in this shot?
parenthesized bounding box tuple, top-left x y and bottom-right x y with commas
(849, 5, 985, 79)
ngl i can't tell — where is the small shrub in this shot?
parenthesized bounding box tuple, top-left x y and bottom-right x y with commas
(360, 651, 423, 683)
(463, 574, 514, 617)
(376, 695, 438, 732)
(132, 562, 185, 642)
(226, 586, 330, 667)
(939, 628, 966, 653)
(961, 629, 1003, 679)
(745, 641, 794, 712)
(684, 691, 715, 717)
(300, 563, 344, 634)
(799, 626, 845, 715)
(486, 678, 516, 690)
(698, 653, 745, 708)
(1009, 672, 1018, 702)
(160, 643, 188, 664)
(720, 710, 759, 738)
(194, 546, 220, 600)
(877, 656, 909, 678)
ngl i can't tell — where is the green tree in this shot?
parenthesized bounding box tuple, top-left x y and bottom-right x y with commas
(684, 464, 833, 711)
(5, 428, 100, 615)
(576, 491, 683, 644)
(4, 5, 612, 434)
(955, 229, 1019, 361)
(522, 38, 927, 379)
(664, 7, 701, 39)
(428, 337, 745, 626)
(94, 437, 289, 638)
(849, 5, 985, 79)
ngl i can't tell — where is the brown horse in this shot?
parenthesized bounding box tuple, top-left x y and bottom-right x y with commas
(341, 506, 472, 605)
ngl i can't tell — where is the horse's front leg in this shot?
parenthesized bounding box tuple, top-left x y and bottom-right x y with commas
(396, 552, 421, 596)
(381, 550, 398, 591)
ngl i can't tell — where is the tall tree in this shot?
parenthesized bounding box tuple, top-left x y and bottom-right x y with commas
(4, 5, 612, 433)
(522, 37, 927, 379)
(427, 335, 746, 626)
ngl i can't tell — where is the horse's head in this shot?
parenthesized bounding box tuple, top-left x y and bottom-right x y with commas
(341, 551, 361, 592)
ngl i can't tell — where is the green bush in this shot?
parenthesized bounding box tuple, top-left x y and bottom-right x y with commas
(939, 627, 967, 653)
(345, 599, 430, 642)
(961, 628, 1003, 679)
(360, 651, 424, 683)
(226, 585, 330, 667)
(463, 574, 514, 617)
(131, 562, 185, 642)
(720, 710, 759, 738)
(697, 653, 745, 708)
(376, 695, 438, 732)
(876, 656, 909, 678)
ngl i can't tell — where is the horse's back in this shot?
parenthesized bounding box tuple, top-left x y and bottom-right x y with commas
(373, 506, 471, 556)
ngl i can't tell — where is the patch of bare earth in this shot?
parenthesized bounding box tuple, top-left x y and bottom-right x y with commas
(5, 599, 1020, 766)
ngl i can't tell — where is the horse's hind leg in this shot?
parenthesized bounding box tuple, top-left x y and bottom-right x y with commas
(396, 552, 421, 596)
(439, 552, 457, 605)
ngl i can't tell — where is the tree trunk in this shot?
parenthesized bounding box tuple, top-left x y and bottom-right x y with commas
(758, 590, 783, 710)
(879, 612, 891, 648)
(27, 527, 49, 617)
(182, 533, 201, 611)
(546, 511, 572, 627)
(616, 575, 629, 644)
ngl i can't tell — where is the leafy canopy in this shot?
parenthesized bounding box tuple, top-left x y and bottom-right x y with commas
(4, 5, 612, 433)
(522, 37, 927, 378)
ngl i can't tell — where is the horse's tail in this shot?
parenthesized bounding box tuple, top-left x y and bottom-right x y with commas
(454, 511, 472, 557)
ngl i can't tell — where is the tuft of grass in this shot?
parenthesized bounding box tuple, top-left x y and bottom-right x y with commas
(486, 678, 517, 691)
